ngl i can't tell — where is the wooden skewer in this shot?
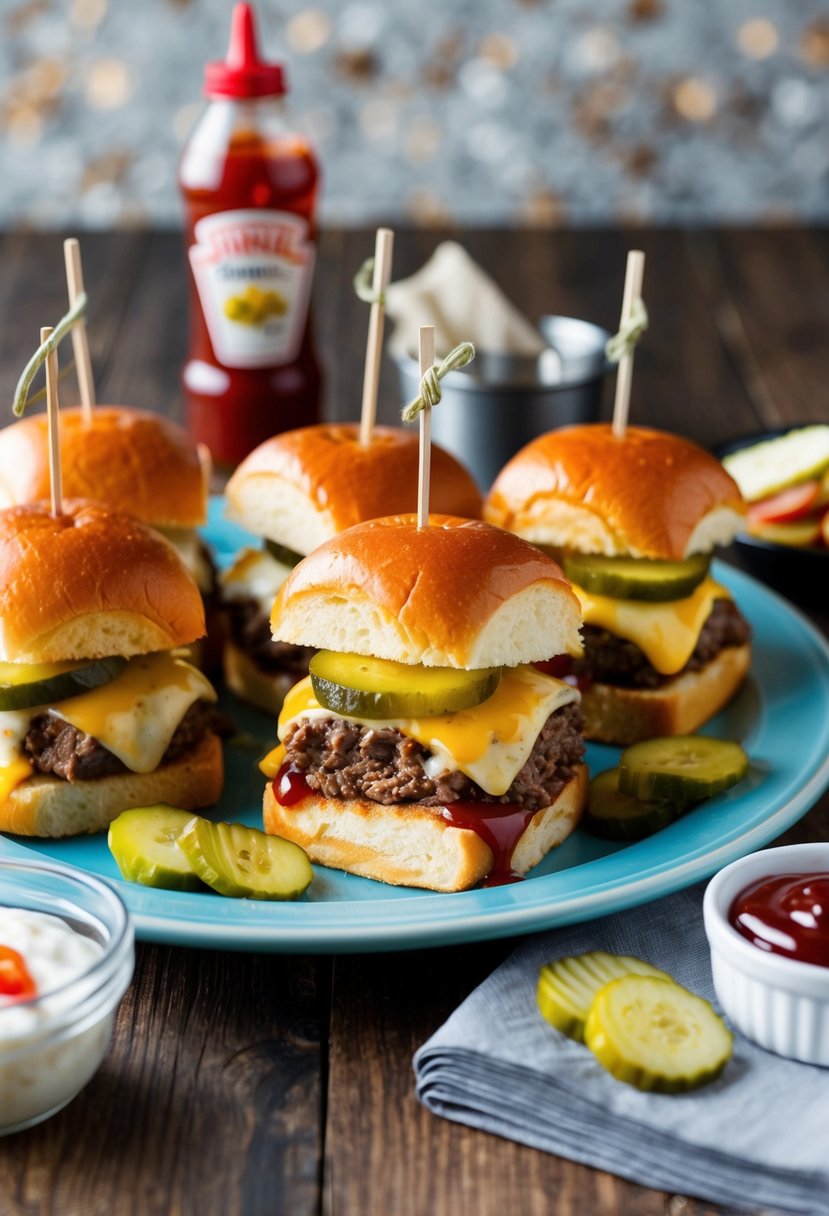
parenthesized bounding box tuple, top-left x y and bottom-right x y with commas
(417, 325, 435, 529)
(41, 326, 63, 516)
(359, 227, 395, 447)
(611, 249, 645, 439)
(63, 237, 96, 422)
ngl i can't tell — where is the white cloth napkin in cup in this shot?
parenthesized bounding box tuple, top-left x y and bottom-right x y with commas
(414, 885, 829, 1215)
(385, 242, 560, 374)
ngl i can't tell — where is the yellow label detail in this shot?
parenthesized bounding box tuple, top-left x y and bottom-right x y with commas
(278, 665, 578, 798)
(575, 576, 729, 676)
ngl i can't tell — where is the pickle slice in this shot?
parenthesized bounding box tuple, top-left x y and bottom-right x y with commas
(723, 425, 829, 502)
(584, 974, 733, 1092)
(618, 736, 748, 803)
(0, 655, 127, 711)
(537, 952, 671, 1043)
(309, 651, 501, 720)
(562, 553, 710, 602)
(583, 768, 683, 841)
(178, 818, 313, 900)
(108, 806, 202, 892)
(265, 538, 305, 567)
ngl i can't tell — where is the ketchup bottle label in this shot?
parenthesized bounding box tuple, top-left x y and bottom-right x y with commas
(188, 208, 316, 369)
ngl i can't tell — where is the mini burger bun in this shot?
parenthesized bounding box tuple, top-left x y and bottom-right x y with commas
(579, 644, 751, 746)
(0, 407, 210, 528)
(270, 514, 583, 669)
(225, 424, 483, 554)
(263, 764, 588, 892)
(0, 733, 223, 838)
(484, 424, 745, 560)
(0, 501, 206, 663)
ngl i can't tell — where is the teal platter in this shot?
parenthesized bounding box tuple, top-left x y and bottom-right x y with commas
(1, 498, 827, 953)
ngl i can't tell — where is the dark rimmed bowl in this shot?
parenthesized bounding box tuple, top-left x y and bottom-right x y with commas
(714, 427, 828, 608)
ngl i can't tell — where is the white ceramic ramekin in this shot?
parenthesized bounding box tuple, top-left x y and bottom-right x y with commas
(703, 843, 829, 1067)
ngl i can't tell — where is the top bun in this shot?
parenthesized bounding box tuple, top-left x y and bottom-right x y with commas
(0, 408, 209, 528)
(485, 424, 745, 560)
(270, 514, 582, 669)
(225, 424, 482, 552)
(0, 501, 205, 663)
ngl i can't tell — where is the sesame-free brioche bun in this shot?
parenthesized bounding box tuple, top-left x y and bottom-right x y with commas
(485, 424, 745, 559)
(270, 514, 582, 668)
(0, 501, 206, 663)
(0, 408, 210, 528)
(263, 764, 588, 892)
(225, 424, 482, 551)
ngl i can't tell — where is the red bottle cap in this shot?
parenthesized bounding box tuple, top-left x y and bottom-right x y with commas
(204, 3, 286, 100)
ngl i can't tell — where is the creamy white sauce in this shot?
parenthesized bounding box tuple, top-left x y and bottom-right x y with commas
(0, 908, 111, 1132)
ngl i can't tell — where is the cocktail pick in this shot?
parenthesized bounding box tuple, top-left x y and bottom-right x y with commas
(357, 227, 394, 447)
(607, 249, 647, 439)
(63, 238, 96, 422)
(40, 326, 63, 516)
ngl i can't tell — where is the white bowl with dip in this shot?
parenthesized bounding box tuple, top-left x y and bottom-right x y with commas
(0, 859, 134, 1134)
(703, 843, 829, 1067)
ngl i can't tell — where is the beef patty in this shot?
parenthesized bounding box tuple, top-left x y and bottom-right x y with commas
(227, 598, 315, 675)
(282, 702, 585, 813)
(25, 700, 232, 783)
(574, 598, 750, 690)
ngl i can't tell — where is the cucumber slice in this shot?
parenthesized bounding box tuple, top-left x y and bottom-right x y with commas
(584, 974, 732, 1092)
(537, 952, 671, 1043)
(178, 818, 313, 900)
(309, 651, 501, 720)
(583, 768, 683, 840)
(265, 538, 305, 568)
(108, 806, 202, 892)
(723, 425, 829, 502)
(618, 736, 748, 803)
(562, 553, 710, 602)
(0, 655, 127, 711)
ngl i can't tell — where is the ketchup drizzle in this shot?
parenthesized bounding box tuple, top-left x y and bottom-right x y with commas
(273, 764, 534, 887)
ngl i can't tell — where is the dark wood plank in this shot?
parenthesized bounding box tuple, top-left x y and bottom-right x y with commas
(0, 944, 327, 1216)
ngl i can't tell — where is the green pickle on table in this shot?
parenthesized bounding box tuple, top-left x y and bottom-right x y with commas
(108, 805, 203, 892)
(583, 768, 685, 841)
(618, 736, 749, 804)
(537, 951, 671, 1043)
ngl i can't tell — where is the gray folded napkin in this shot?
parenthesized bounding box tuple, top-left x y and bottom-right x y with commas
(414, 886, 829, 1215)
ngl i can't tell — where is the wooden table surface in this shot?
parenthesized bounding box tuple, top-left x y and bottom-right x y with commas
(0, 227, 827, 1216)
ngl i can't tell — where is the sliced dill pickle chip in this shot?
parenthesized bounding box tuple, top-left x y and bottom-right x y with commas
(723, 425, 829, 502)
(583, 768, 684, 841)
(537, 952, 671, 1043)
(178, 818, 312, 900)
(0, 655, 127, 711)
(618, 736, 749, 803)
(108, 806, 202, 892)
(264, 538, 305, 567)
(309, 651, 501, 719)
(562, 553, 710, 602)
(584, 974, 733, 1092)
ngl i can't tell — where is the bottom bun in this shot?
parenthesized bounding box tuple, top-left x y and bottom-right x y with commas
(0, 732, 224, 838)
(223, 640, 300, 717)
(263, 764, 588, 892)
(580, 644, 751, 746)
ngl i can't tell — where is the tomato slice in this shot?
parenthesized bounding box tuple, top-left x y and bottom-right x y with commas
(747, 480, 820, 526)
(0, 944, 37, 1002)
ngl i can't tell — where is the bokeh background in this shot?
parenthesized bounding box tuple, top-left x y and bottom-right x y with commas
(2, 0, 829, 229)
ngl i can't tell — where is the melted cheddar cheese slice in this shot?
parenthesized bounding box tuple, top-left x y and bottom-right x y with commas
(575, 576, 729, 676)
(278, 665, 579, 798)
(0, 651, 216, 798)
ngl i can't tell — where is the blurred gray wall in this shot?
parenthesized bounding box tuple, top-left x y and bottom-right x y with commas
(2, 0, 828, 228)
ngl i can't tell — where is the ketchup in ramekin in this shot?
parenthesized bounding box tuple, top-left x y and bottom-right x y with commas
(729, 873, 829, 967)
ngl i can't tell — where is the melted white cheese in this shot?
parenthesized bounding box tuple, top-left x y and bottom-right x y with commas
(220, 547, 294, 616)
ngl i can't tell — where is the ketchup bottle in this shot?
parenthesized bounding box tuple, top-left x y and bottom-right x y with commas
(179, 3, 321, 467)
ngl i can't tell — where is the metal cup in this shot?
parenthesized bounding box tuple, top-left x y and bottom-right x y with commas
(393, 315, 611, 492)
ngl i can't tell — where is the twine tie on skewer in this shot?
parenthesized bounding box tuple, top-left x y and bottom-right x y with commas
(13, 293, 88, 416)
(605, 296, 648, 365)
(354, 256, 385, 307)
(401, 341, 476, 422)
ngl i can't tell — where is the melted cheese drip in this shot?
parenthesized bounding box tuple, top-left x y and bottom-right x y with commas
(575, 576, 729, 676)
(278, 665, 579, 798)
(53, 652, 216, 774)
